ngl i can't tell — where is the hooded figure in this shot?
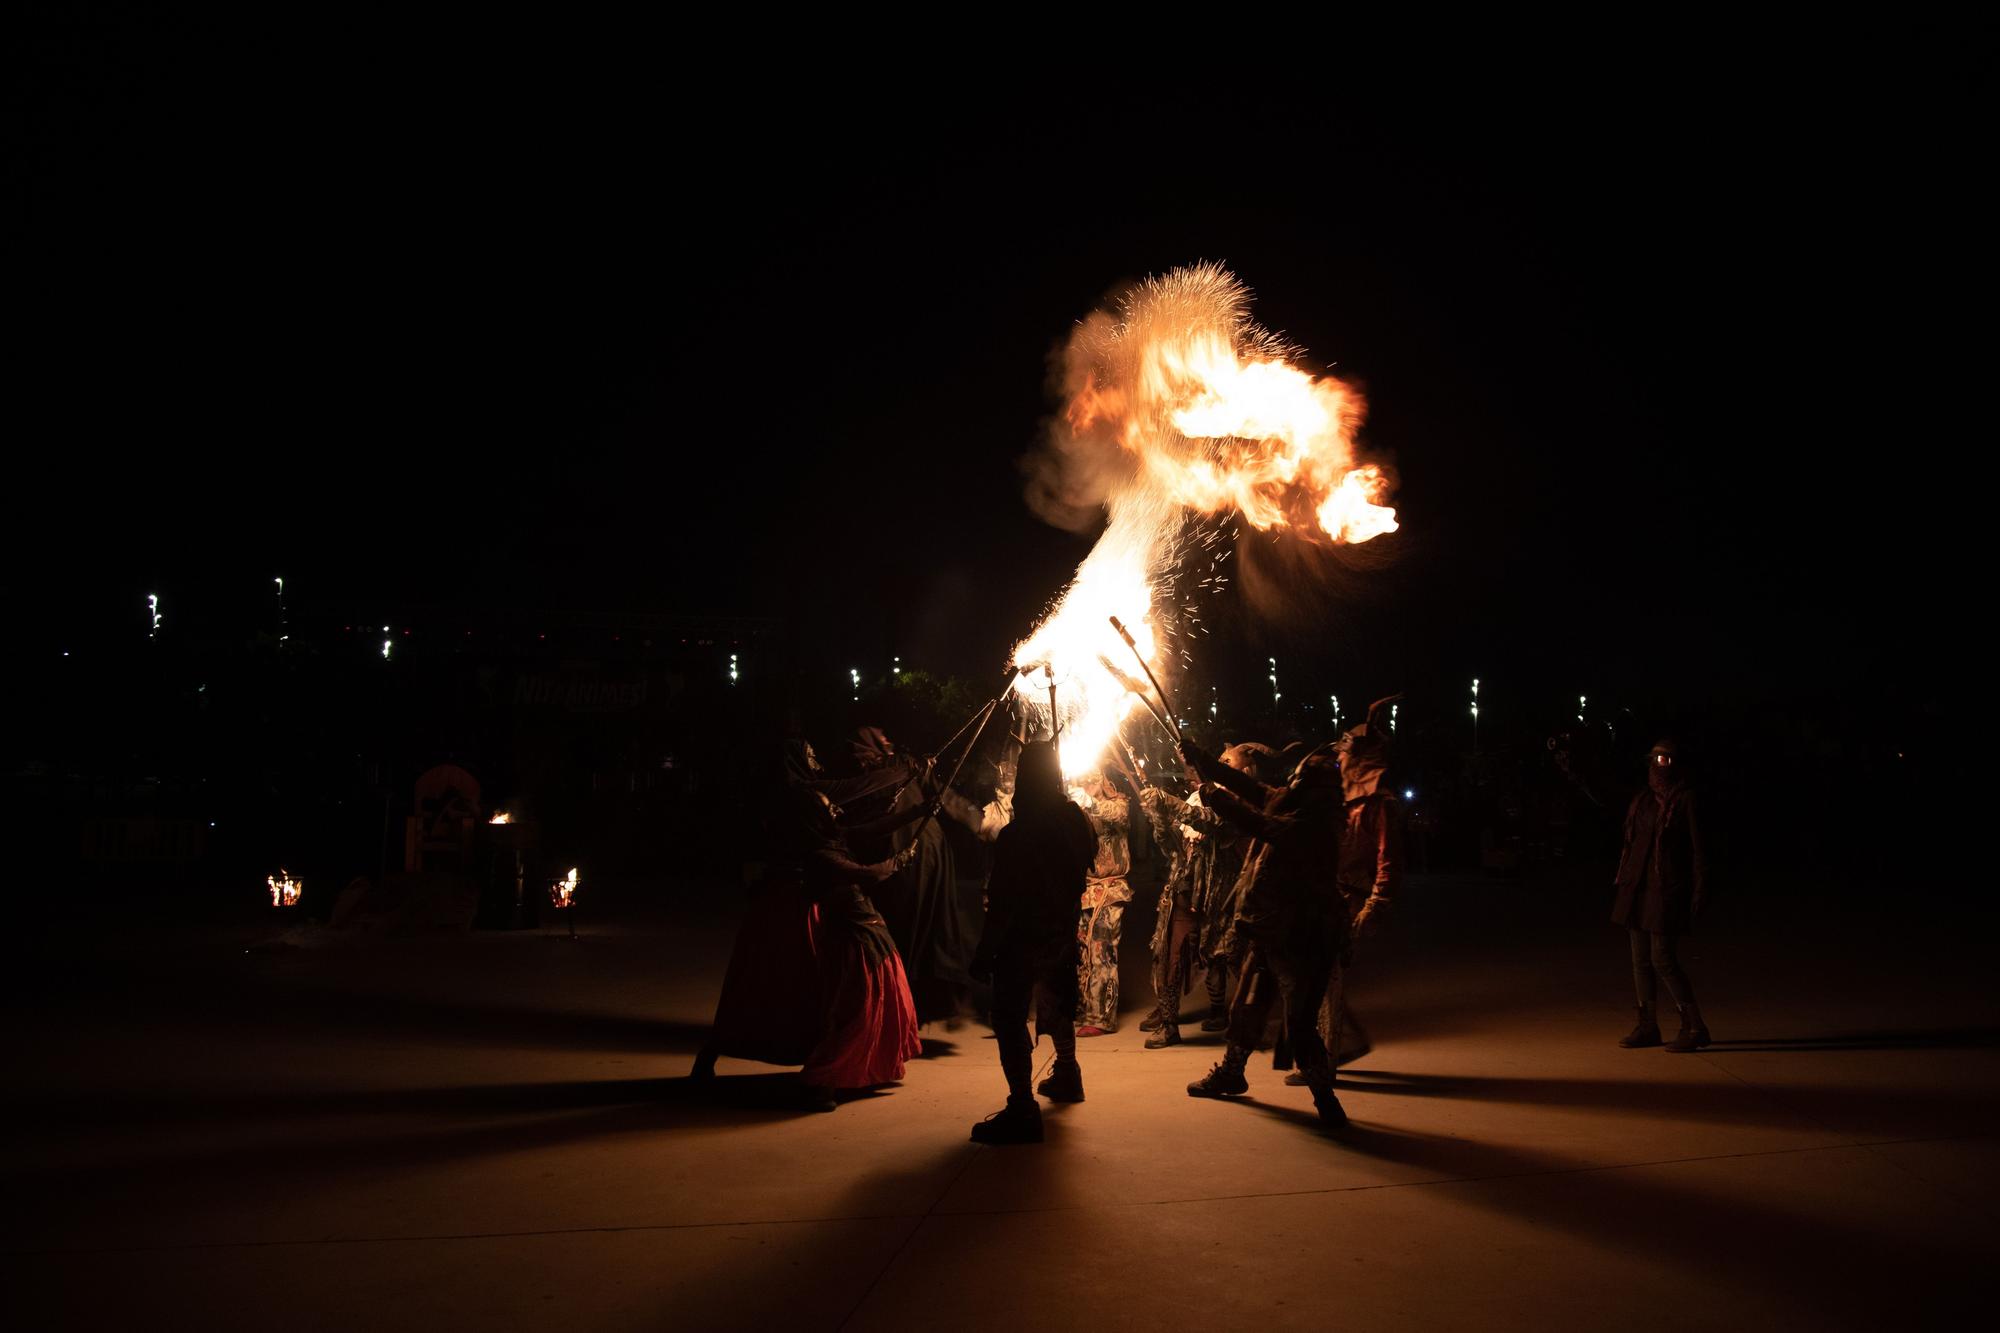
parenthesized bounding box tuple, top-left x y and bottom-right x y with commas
(966, 741, 1098, 1144)
(1288, 693, 1404, 1076)
(1609, 739, 1711, 1052)
(843, 727, 971, 1026)
(1334, 694, 1403, 931)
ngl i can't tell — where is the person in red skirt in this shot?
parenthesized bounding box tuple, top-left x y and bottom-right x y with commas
(694, 742, 927, 1111)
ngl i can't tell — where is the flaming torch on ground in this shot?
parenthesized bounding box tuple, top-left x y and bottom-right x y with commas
(550, 866, 579, 939)
(268, 870, 302, 909)
(1007, 263, 1400, 777)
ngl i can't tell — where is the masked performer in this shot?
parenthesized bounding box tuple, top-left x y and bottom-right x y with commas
(1608, 740, 1710, 1051)
(693, 742, 925, 1110)
(967, 742, 1098, 1144)
(1071, 768, 1132, 1036)
(1135, 764, 1243, 1049)
(1181, 739, 1349, 1127)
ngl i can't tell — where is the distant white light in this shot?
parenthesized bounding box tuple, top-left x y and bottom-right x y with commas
(382, 638, 392, 660)
(1404, 789, 1414, 801)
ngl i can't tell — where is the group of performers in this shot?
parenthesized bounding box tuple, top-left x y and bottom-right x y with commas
(696, 692, 1709, 1141)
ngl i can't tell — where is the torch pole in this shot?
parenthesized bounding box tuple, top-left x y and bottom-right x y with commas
(1107, 616, 1184, 743)
(1096, 654, 1177, 743)
(1112, 732, 1147, 792)
(933, 695, 994, 763)
(903, 684, 1010, 850)
(1044, 665, 1060, 742)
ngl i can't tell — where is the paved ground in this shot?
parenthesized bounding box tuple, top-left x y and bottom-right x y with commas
(6, 869, 1996, 1330)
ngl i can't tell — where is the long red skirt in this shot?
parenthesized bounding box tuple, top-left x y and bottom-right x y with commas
(801, 929, 923, 1089)
(707, 885, 921, 1089)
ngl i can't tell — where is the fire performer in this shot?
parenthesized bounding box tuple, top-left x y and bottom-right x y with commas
(1071, 768, 1133, 1036)
(693, 742, 924, 1111)
(1609, 740, 1710, 1051)
(1134, 763, 1245, 1049)
(968, 741, 1098, 1144)
(1181, 738, 1350, 1127)
(847, 726, 973, 1028)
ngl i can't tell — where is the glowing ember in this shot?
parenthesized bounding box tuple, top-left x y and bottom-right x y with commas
(549, 867, 578, 909)
(488, 811, 513, 825)
(1012, 263, 1399, 775)
(267, 870, 302, 908)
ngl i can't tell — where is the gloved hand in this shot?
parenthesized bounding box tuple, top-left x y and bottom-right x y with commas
(891, 843, 919, 872)
(1353, 896, 1388, 936)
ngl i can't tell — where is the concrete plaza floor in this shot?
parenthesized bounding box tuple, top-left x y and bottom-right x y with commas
(6, 869, 1996, 1330)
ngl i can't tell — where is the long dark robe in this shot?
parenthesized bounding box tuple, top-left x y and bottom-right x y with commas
(847, 772, 971, 1024)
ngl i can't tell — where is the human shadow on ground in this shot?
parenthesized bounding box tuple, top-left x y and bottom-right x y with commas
(4, 1068, 897, 1250)
(1329, 1065, 1997, 1135)
(1220, 1097, 1994, 1325)
(169, 978, 716, 1054)
(1700, 1027, 2000, 1052)
(16, 1070, 840, 1135)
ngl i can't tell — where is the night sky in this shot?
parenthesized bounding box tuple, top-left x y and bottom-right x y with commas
(11, 23, 1978, 726)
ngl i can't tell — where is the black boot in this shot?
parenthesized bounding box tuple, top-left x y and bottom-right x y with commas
(1619, 1005, 1662, 1048)
(1664, 1003, 1710, 1052)
(799, 1083, 838, 1113)
(1036, 1058, 1085, 1102)
(1306, 1074, 1347, 1128)
(1144, 1023, 1181, 1049)
(1200, 1004, 1229, 1033)
(1188, 1048, 1250, 1098)
(971, 1097, 1044, 1144)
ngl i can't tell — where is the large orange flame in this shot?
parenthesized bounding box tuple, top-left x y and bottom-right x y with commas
(1011, 264, 1397, 777)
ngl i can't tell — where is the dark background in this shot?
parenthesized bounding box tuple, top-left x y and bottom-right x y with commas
(6, 17, 1978, 906)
